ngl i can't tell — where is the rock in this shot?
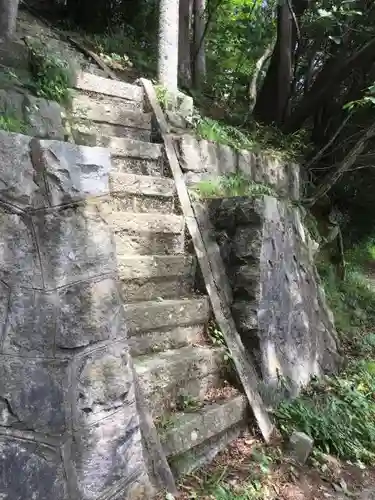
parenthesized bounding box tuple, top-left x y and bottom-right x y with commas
(25, 94, 66, 140)
(289, 431, 314, 464)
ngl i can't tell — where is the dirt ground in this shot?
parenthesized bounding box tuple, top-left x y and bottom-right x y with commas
(162, 433, 375, 500)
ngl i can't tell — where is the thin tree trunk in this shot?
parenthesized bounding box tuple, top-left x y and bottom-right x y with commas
(192, 0, 206, 89)
(0, 0, 20, 40)
(179, 0, 192, 88)
(158, 0, 179, 91)
(249, 44, 273, 112)
(308, 122, 375, 207)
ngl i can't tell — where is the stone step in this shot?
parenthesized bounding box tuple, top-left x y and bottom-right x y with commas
(124, 297, 210, 333)
(106, 212, 185, 255)
(129, 325, 205, 357)
(106, 211, 183, 234)
(72, 129, 163, 173)
(117, 255, 195, 281)
(169, 420, 247, 477)
(71, 92, 151, 128)
(161, 395, 248, 459)
(74, 71, 143, 103)
(119, 275, 193, 303)
(72, 119, 151, 143)
(109, 173, 175, 198)
(135, 345, 223, 417)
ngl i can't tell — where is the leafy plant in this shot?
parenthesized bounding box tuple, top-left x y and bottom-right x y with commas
(0, 113, 27, 133)
(275, 360, 375, 463)
(26, 39, 73, 105)
(175, 392, 201, 412)
(192, 173, 277, 199)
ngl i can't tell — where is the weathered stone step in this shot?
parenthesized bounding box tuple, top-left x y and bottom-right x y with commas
(119, 275, 193, 303)
(109, 173, 175, 198)
(106, 211, 184, 234)
(161, 395, 247, 459)
(117, 255, 195, 281)
(135, 345, 223, 417)
(72, 119, 151, 143)
(72, 129, 163, 172)
(124, 297, 210, 333)
(71, 92, 151, 128)
(169, 420, 247, 477)
(129, 325, 205, 357)
(74, 72, 143, 103)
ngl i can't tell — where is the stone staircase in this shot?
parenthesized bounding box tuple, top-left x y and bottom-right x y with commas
(69, 71, 248, 476)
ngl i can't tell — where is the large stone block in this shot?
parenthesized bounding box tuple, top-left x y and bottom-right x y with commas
(30, 139, 111, 207)
(32, 204, 116, 289)
(25, 95, 66, 140)
(0, 435, 68, 500)
(0, 131, 45, 209)
(72, 406, 149, 500)
(0, 209, 43, 288)
(0, 356, 70, 434)
(73, 341, 132, 428)
(3, 287, 57, 356)
(56, 278, 123, 350)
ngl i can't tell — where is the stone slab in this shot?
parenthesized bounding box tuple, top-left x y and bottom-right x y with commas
(109, 172, 175, 198)
(73, 342, 133, 428)
(71, 93, 151, 129)
(30, 139, 111, 206)
(117, 255, 194, 281)
(161, 395, 247, 457)
(0, 131, 44, 210)
(32, 204, 116, 289)
(74, 71, 144, 102)
(0, 435, 68, 500)
(123, 297, 210, 333)
(0, 356, 70, 434)
(0, 209, 44, 288)
(105, 211, 184, 234)
(72, 406, 149, 500)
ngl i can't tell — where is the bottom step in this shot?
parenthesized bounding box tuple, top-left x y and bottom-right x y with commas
(160, 395, 248, 458)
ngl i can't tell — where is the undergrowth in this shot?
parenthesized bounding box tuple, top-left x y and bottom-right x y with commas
(275, 238, 375, 465)
(0, 113, 27, 133)
(25, 39, 73, 104)
(191, 173, 277, 200)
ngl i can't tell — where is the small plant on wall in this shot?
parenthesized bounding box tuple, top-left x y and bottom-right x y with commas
(23, 37, 74, 105)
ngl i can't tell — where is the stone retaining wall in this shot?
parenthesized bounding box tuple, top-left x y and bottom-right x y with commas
(204, 196, 340, 398)
(0, 131, 154, 500)
(176, 134, 300, 199)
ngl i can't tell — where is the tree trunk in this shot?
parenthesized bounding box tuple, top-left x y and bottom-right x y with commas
(253, 1, 293, 125)
(0, 0, 20, 40)
(179, 0, 192, 88)
(192, 0, 206, 89)
(158, 0, 179, 91)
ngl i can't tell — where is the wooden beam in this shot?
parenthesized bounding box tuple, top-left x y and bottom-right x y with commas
(140, 77, 275, 442)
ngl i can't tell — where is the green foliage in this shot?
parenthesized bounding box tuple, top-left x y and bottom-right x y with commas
(318, 258, 375, 336)
(193, 115, 310, 160)
(0, 113, 27, 134)
(192, 173, 277, 200)
(26, 40, 73, 105)
(275, 360, 375, 463)
(175, 392, 201, 412)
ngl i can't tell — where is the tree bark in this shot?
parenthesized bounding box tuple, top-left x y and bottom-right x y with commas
(158, 0, 179, 91)
(179, 0, 192, 88)
(253, 1, 293, 125)
(249, 44, 273, 112)
(0, 0, 20, 40)
(192, 0, 206, 89)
